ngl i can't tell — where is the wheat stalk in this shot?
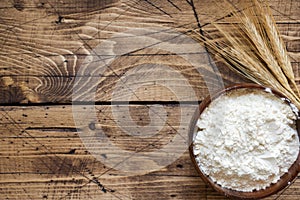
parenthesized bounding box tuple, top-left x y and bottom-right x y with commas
(241, 7, 300, 102)
(191, 0, 300, 108)
(261, 4, 300, 97)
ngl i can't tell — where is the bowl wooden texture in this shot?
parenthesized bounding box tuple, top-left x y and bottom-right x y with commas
(189, 83, 300, 199)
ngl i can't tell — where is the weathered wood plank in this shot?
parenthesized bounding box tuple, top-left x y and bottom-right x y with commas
(0, 0, 299, 103)
(0, 104, 206, 199)
(0, 175, 207, 200)
(1, 105, 300, 199)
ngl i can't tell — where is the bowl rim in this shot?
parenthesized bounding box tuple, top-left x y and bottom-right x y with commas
(188, 83, 300, 200)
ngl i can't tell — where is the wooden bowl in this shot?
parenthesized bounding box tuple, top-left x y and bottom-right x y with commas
(189, 83, 300, 199)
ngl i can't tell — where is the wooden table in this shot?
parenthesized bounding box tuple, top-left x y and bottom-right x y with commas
(0, 0, 299, 199)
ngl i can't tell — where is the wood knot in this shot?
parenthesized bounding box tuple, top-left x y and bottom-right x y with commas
(55, 16, 64, 24)
(0, 77, 41, 104)
(13, 0, 25, 11)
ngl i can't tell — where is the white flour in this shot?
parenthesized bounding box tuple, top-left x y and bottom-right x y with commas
(193, 88, 300, 192)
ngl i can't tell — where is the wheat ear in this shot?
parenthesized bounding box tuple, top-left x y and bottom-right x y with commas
(190, 0, 300, 108)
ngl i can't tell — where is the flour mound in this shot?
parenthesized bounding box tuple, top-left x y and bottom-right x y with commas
(193, 89, 299, 192)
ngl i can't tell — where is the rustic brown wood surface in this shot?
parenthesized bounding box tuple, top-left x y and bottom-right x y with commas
(0, 0, 299, 199)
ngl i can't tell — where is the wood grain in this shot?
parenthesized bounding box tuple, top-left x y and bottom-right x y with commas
(0, 0, 299, 103)
(0, 0, 300, 199)
(1, 105, 300, 199)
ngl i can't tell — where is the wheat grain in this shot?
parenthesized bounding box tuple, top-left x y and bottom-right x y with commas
(191, 0, 300, 108)
(263, 12, 300, 96)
